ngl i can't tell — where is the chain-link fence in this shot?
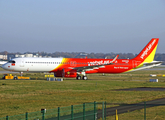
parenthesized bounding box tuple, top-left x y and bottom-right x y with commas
(0, 102, 98, 120)
(0, 101, 165, 120)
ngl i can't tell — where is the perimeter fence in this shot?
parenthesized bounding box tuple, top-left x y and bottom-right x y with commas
(0, 101, 165, 120)
(0, 102, 99, 120)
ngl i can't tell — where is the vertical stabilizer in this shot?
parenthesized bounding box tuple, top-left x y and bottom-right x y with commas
(134, 38, 159, 63)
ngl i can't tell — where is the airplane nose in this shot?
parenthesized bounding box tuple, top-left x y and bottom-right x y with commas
(2, 63, 8, 70)
(1, 64, 5, 69)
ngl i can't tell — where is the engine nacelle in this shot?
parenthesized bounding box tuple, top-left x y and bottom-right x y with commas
(54, 69, 77, 78)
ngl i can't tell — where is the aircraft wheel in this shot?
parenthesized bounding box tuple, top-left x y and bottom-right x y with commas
(76, 76, 81, 80)
(83, 76, 88, 80)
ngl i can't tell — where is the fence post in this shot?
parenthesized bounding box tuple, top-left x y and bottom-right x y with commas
(144, 101, 146, 120)
(83, 103, 85, 120)
(102, 101, 104, 120)
(58, 107, 60, 120)
(42, 109, 45, 120)
(105, 101, 106, 120)
(71, 105, 73, 120)
(6, 115, 9, 120)
(94, 101, 96, 120)
(26, 112, 28, 120)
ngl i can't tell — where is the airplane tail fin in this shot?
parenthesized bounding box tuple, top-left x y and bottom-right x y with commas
(134, 38, 159, 63)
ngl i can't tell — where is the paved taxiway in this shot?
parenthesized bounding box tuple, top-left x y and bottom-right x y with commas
(45, 97, 165, 120)
(97, 87, 165, 119)
(116, 87, 165, 91)
(0, 71, 19, 74)
(97, 97, 165, 119)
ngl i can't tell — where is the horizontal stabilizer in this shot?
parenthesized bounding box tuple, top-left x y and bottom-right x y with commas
(143, 61, 163, 66)
(128, 61, 162, 72)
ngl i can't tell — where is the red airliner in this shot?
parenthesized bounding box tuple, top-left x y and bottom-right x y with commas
(2, 38, 162, 80)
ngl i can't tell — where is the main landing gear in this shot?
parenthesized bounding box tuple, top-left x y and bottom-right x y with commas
(76, 71, 88, 80)
(76, 75, 88, 80)
(76, 75, 81, 80)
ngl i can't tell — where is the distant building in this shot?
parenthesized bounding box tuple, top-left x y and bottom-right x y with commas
(0, 55, 7, 60)
(33, 55, 42, 58)
(3, 53, 43, 60)
(25, 54, 33, 57)
(7, 54, 15, 60)
(19, 55, 25, 58)
(15, 54, 34, 58)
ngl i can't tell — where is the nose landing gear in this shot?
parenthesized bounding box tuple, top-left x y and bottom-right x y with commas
(20, 72, 23, 76)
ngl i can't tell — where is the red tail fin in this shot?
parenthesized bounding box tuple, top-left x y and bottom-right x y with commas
(134, 38, 159, 62)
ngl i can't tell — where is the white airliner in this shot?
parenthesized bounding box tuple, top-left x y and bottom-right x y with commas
(2, 38, 162, 80)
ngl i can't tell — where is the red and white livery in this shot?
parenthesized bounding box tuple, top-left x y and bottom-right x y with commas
(2, 38, 162, 80)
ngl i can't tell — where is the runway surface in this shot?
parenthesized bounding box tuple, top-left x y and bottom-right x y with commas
(97, 97, 165, 119)
(97, 87, 165, 118)
(116, 87, 165, 91)
(45, 97, 165, 120)
(0, 71, 18, 74)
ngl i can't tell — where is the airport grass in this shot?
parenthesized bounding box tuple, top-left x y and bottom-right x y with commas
(0, 70, 165, 119)
(0, 68, 5, 71)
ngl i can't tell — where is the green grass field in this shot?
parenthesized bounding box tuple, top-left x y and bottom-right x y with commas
(0, 69, 165, 119)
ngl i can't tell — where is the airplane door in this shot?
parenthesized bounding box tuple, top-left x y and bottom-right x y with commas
(20, 58, 24, 67)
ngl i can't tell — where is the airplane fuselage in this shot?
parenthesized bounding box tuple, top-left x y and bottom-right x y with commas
(2, 38, 161, 80)
(2, 57, 136, 73)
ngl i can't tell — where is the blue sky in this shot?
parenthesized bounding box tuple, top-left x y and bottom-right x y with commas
(0, 0, 165, 54)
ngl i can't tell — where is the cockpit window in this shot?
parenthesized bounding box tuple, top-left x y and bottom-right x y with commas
(8, 60, 16, 63)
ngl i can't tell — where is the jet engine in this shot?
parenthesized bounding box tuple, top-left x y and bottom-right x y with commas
(54, 68, 77, 78)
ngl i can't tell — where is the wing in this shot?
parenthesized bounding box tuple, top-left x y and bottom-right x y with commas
(70, 55, 119, 72)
